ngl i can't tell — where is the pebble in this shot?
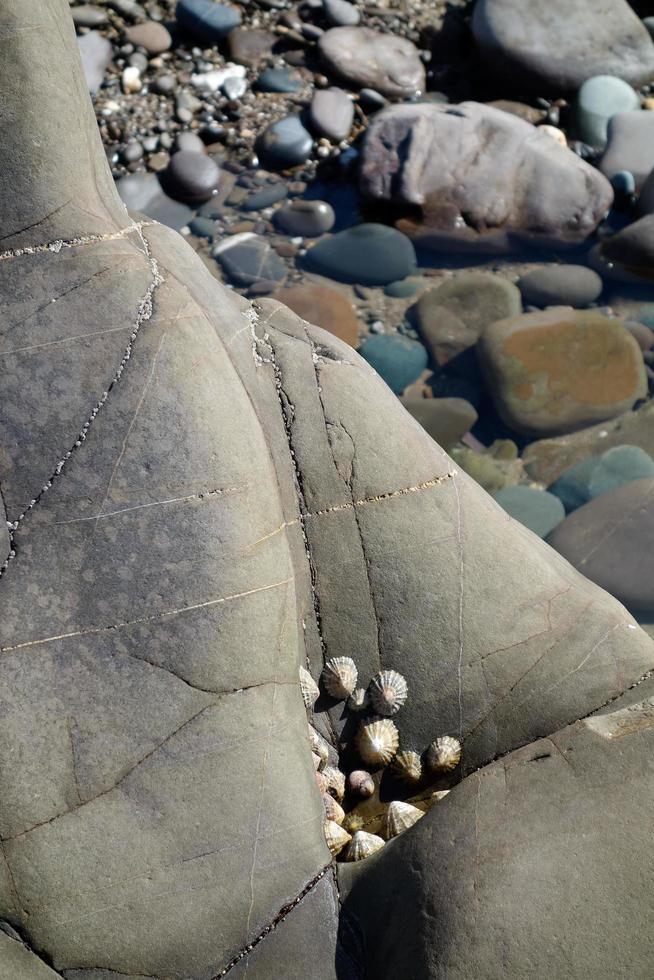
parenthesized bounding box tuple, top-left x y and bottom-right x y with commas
(152, 74, 177, 95)
(176, 131, 206, 154)
(413, 273, 522, 366)
(358, 335, 428, 394)
(124, 21, 172, 54)
(214, 234, 287, 286)
(223, 76, 248, 100)
(600, 112, 654, 191)
(302, 223, 416, 285)
(601, 214, 654, 272)
(122, 66, 142, 93)
(472, 0, 654, 90)
(309, 88, 354, 142)
(318, 27, 426, 99)
(275, 284, 359, 345)
(492, 486, 565, 539)
(176, 0, 242, 42)
(191, 64, 246, 93)
(385, 280, 420, 298)
(517, 266, 603, 308)
(573, 76, 640, 150)
(242, 183, 288, 210)
(359, 88, 388, 111)
(478, 309, 648, 436)
(189, 215, 217, 240)
(275, 200, 335, 236)
(256, 67, 303, 93)
(256, 116, 313, 169)
(77, 31, 113, 94)
(72, 5, 109, 28)
(547, 477, 654, 611)
(323, 0, 360, 26)
(116, 172, 194, 229)
(400, 397, 478, 449)
(164, 150, 221, 203)
(549, 445, 654, 512)
(228, 28, 277, 66)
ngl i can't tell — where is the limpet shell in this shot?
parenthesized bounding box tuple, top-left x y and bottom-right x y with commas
(369, 669, 408, 716)
(307, 724, 330, 770)
(299, 666, 319, 709)
(321, 656, 358, 699)
(426, 735, 462, 773)
(323, 793, 345, 825)
(391, 749, 422, 784)
(347, 770, 375, 798)
(343, 830, 385, 862)
(324, 819, 351, 857)
(323, 765, 346, 802)
(383, 800, 424, 840)
(347, 687, 370, 713)
(355, 716, 399, 767)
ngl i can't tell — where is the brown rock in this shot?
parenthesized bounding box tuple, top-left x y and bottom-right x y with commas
(124, 21, 172, 55)
(488, 99, 547, 124)
(478, 308, 648, 436)
(401, 397, 478, 449)
(273, 284, 359, 346)
(228, 28, 276, 66)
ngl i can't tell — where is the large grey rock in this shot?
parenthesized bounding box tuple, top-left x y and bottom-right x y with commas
(600, 111, 654, 191)
(472, 0, 654, 91)
(318, 27, 426, 99)
(360, 102, 613, 253)
(2, 3, 654, 978)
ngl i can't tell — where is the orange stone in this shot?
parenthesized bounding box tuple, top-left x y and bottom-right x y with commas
(274, 284, 359, 347)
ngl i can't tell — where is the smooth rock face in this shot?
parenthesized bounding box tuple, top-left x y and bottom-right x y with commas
(401, 397, 478, 448)
(318, 27, 426, 99)
(517, 265, 603, 308)
(479, 309, 648, 436)
(548, 478, 654, 610)
(163, 150, 221, 203)
(600, 111, 654, 191)
(310, 88, 354, 141)
(256, 115, 313, 168)
(413, 273, 522, 365)
(549, 445, 654, 511)
(77, 31, 113, 93)
(275, 199, 336, 237)
(360, 102, 614, 252)
(358, 334, 428, 393)
(176, 0, 242, 41)
(214, 233, 287, 285)
(573, 76, 640, 149)
(302, 223, 416, 285)
(274, 283, 359, 345)
(493, 485, 565, 538)
(472, 0, 654, 90)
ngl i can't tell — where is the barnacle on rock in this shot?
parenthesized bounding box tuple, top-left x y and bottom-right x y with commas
(347, 769, 375, 798)
(383, 800, 424, 840)
(343, 830, 385, 862)
(355, 716, 399, 766)
(323, 793, 345, 825)
(321, 656, 358, 699)
(391, 749, 422, 784)
(299, 666, 320, 709)
(325, 820, 351, 857)
(369, 669, 408, 716)
(426, 735, 462, 773)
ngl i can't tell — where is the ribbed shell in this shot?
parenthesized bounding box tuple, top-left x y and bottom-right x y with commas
(323, 793, 345, 825)
(347, 687, 370, 713)
(324, 820, 351, 857)
(426, 735, 462, 773)
(347, 770, 375, 798)
(369, 669, 408, 716)
(299, 666, 320, 709)
(344, 830, 385, 862)
(383, 800, 424, 840)
(391, 750, 422, 784)
(307, 724, 330, 770)
(315, 771, 328, 794)
(323, 765, 346, 802)
(321, 657, 358, 699)
(409, 789, 450, 813)
(355, 716, 399, 766)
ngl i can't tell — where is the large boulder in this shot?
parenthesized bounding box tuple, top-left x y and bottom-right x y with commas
(359, 102, 613, 253)
(472, 0, 654, 91)
(2, 3, 654, 978)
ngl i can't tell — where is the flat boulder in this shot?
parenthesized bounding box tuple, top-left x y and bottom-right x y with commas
(478, 309, 648, 436)
(359, 102, 613, 253)
(318, 27, 425, 99)
(548, 478, 654, 611)
(472, 0, 654, 91)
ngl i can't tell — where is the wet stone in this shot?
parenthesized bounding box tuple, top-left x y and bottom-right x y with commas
(214, 234, 287, 286)
(176, 0, 242, 42)
(275, 199, 335, 236)
(256, 67, 303, 93)
(493, 485, 565, 538)
(358, 334, 428, 394)
(163, 150, 221, 203)
(241, 183, 288, 210)
(517, 266, 603, 308)
(310, 88, 354, 142)
(256, 116, 314, 169)
(302, 223, 416, 285)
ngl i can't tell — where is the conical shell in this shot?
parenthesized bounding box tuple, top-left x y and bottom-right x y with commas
(323, 793, 345, 825)
(347, 770, 375, 798)
(426, 735, 462, 773)
(383, 800, 424, 840)
(324, 820, 351, 857)
(343, 830, 385, 862)
(321, 657, 358, 699)
(347, 687, 370, 713)
(299, 666, 320, 709)
(369, 669, 408, 716)
(307, 724, 330, 770)
(355, 716, 399, 766)
(391, 750, 422, 784)
(323, 765, 346, 802)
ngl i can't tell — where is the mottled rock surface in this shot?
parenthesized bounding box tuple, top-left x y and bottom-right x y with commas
(318, 27, 426, 99)
(360, 102, 613, 252)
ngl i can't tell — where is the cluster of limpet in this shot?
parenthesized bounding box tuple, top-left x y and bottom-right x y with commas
(299, 659, 463, 862)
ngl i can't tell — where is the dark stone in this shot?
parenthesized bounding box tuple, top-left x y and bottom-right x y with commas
(213, 234, 287, 285)
(358, 334, 428, 394)
(256, 67, 303, 93)
(493, 484, 565, 538)
(241, 183, 288, 211)
(275, 200, 335, 236)
(116, 172, 194, 229)
(384, 279, 419, 298)
(302, 223, 416, 285)
(517, 266, 603, 308)
(309, 88, 354, 142)
(256, 116, 313, 169)
(602, 214, 654, 273)
(323, 0, 360, 25)
(400, 396, 478, 448)
(228, 27, 277, 66)
(176, 0, 241, 42)
(549, 445, 654, 511)
(189, 215, 218, 240)
(163, 150, 221, 203)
